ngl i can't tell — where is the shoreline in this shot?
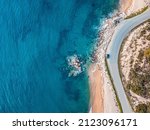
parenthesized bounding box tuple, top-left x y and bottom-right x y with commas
(88, 0, 125, 113)
(88, 64, 104, 113)
(88, 0, 148, 113)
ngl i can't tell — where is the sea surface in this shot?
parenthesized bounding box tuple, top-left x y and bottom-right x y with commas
(0, 0, 119, 112)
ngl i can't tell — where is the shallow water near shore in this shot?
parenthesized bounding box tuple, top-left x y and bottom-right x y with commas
(0, 0, 119, 112)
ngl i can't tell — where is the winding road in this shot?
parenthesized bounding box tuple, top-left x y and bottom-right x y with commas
(106, 8, 150, 113)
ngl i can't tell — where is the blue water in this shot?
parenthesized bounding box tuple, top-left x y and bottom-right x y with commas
(0, 0, 119, 112)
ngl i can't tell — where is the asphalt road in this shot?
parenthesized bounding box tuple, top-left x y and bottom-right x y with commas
(106, 9, 150, 113)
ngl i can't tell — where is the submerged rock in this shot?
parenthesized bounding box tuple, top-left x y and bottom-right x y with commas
(67, 54, 83, 77)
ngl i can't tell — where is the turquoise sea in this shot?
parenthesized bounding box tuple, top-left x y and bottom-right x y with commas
(0, 0, 119, 112)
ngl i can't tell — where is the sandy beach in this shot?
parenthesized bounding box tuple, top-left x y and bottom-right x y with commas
(89, 0, 150, 113)
(89, 64, 104, 112)
(120, 0, 133, 14)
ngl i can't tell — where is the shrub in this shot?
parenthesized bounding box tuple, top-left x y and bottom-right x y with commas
(125, 6, 148, 19)
(146, 34, 150, 41)
(144, 48, 150, 62)
(135, 104, 147, 113)
(138, 50, 144, 61)
(141, 30, 146, 37)
(130, 84, 145, 96)
(147, 103, 150, 112)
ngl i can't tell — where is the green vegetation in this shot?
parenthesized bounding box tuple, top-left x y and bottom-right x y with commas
(126, 51, 150, 112)
(118, 19, 150, 113)
(127, 82, 147, 97)
(144, 48, 150, 57)
(135, 103, 150, 113)
(146, 34, 150, 41)
(144, 48, 150, 62)
(138, 50, 144, 62)
(105, 58, 123, 113)
(125, 6, 148, 19)
(141, 21, 150, 35)
(140, 30, 146, 37)
(127, 50, 150, 98)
